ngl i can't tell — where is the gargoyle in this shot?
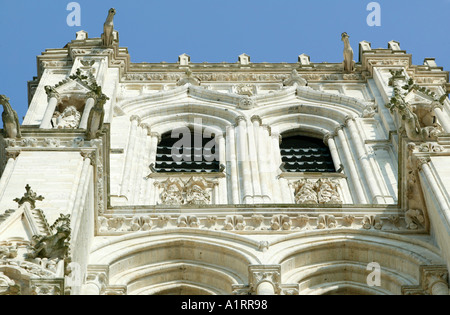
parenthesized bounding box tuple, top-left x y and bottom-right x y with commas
(101, 8, 116, 47)
(27, 214, 71, 261)
(0, 95, 21, 139)
(86, 92, 109, 140)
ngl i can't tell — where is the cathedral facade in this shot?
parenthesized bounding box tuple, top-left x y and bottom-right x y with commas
(0, 10, 449, 295)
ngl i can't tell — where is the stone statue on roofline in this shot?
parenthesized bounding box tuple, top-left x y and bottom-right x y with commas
(102, 8, 116, 47)
(0, 95, 21, 139)
(341, 32, 355, 73)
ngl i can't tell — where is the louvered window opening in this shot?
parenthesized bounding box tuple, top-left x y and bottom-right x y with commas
(281, 135, 335, 173)
(156, 132, 220, 173)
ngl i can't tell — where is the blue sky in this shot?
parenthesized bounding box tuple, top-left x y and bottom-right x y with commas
(1, 0, 450, 124)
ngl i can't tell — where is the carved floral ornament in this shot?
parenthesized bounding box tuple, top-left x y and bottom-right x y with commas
(156, 177, 213, 206)
(293, 178, 343, 205)
(97, 210, 424, 234)
(3, 137, 87, 149)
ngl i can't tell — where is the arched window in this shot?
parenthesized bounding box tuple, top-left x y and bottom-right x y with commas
(280, 135, 335, 173)
(155, 129, 220, 173)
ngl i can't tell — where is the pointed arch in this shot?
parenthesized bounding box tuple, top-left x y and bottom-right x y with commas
(89, 229, 262, 295)
(265, 229, 445, 295)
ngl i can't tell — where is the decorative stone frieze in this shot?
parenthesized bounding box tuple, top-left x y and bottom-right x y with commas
(96, 210, 424, 234)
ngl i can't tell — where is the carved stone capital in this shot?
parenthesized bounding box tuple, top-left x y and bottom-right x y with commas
(149, 132, 162, 144)
(85, 266, 109, 295)
(262, 124, 272, 136)
(80, 149, 96, 164)
(85, 91, 99, 101)
(334, 124, 344, 134)
(323, 132, 334, 145)
(416, 156, 431, 171)
(235, 115, 247, 126)
(249, 265, 282, 294)
(140, 123, 152, 135)
(250, 115, 262, 125)
(130, 115, 141, 124)
(30, 279, 64, 296)
(422, 266, 449, 295)
(5, 149, 21, 160)
(44, 86, 61, 102)
(344, 115, 356, 126)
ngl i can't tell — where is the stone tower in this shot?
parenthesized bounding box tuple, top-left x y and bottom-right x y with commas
(0, 10, 449, 295)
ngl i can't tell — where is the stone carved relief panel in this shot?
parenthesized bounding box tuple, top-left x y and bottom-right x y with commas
(293, 178, 343, 205)
(155, 177, 214, 206)
(52, 106, 81, 129)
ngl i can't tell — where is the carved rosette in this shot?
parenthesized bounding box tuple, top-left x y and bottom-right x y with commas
(238, 96, 255, 110)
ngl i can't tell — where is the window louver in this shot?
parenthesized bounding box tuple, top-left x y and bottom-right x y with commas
(155, 132, 220, 173)
(280, 136, 335, 173)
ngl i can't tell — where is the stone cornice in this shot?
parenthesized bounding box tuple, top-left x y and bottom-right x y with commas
(35, 39, 449, 93)
(97, 204, 420, 235)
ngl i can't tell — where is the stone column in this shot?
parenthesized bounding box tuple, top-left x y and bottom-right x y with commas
(434, 106, 450, 133)
(272, 132, 292, 203)
(268, 131, 282, 203)
(0, 150, 20, 203)
(236, 116, 253, 204)
(71, 153, 94, 213)
(345, 116, 384, 204)
(335, 125, 368, 204)
(248, 117, 262, 203)
(146, 132, 161, 205)
(40, 86, 61, 129)
(131, 123, 151, 204)
(252, 115, 271, 203)
(417, 157, 448, 209)
(226, 126, 240, 204)
(261, 125, 274, 202)
(256, 281, 276, 295)
(79, 93, 97, 129)
(324, 132, 342, 171)
(120, 115, 141, 198)
(216, 134, 227, 204)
